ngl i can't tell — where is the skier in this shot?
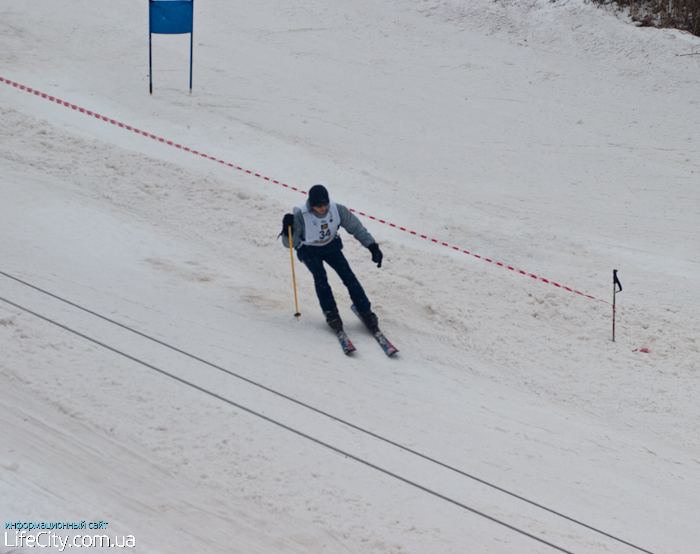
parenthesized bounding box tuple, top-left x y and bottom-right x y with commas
(281, 184, 383, 332)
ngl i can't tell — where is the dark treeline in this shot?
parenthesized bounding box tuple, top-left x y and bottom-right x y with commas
(594, 0, 700, 35)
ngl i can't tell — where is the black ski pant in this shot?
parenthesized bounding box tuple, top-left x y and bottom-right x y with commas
(303, 250, 371, 316)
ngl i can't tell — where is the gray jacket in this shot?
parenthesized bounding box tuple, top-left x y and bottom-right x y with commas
(282, 199, 375, 250)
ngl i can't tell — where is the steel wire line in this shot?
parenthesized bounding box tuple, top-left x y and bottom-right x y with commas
(0, 294, 578, 554)
(0, 270, 655, 554)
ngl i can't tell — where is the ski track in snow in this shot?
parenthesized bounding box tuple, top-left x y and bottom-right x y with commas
(1, 0, 700, 553)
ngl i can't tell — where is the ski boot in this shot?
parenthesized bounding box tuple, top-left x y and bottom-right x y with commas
(359, 310, 379, 333)
(324, 310, 343, 330)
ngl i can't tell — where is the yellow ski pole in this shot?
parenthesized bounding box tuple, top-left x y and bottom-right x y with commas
(288, 227, 301, 319)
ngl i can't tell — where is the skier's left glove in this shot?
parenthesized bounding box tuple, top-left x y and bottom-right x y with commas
(368, 243, 383, 268)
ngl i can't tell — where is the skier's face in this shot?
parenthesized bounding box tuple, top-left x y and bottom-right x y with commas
(311, 202, 329, 214)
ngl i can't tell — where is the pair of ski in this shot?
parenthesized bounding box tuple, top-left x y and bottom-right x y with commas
(336, 305, 398, 357)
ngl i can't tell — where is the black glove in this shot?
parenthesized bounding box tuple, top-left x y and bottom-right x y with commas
(279, 213, 295, 239)
(368, 243, 383, 268)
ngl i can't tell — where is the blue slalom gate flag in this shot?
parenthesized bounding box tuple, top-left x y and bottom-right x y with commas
(149, 0, 193, 34)
(148, 0, 194, 94)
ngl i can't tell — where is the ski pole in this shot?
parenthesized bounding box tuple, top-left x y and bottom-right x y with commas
(288, 227, 301, 320)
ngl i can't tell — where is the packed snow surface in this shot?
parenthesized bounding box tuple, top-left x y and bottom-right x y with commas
(2, 0, 699, 552)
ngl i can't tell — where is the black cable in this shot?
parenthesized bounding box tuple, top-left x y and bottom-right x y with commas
(0, 294, 576, 554)
(0, 271, 655, 554)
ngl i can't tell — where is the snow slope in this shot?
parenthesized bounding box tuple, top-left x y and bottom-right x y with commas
(1, 0, 699, 552)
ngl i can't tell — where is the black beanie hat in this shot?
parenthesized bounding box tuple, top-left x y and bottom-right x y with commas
(308, 184, 329, 207)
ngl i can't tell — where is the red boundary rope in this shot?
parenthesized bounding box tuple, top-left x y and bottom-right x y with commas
(1, 77, 606, 304)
